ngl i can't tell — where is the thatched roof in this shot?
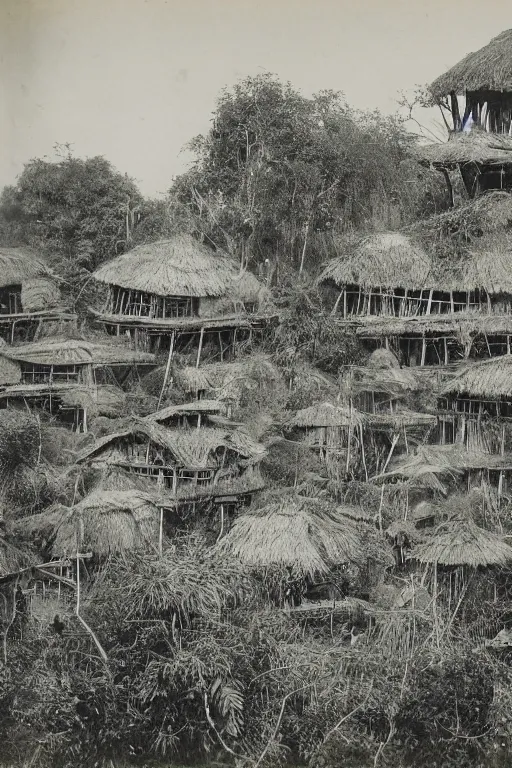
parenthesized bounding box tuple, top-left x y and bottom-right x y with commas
(174, 355, 282, 401)
(418, 131, 512, 168)
(288, 401, 365, 429)
(0, 533, 33, 576)
(21, 278, 61, 312)
(77, 418, 266, 467)
(412, 518, 512, 567)
(345, 362, 419, 397)
(58, 385, 127, 418)
(150, 399, 226, 423)
(92, 235, 266, 301)
(0, 337, 155, 368)
(355, 311, 512, 338)
(440, 354, 512, 399)
(319, 232, 432, 291)
(0, 247, 53, 290)
(15, 490, 161, 557)
(429, 29, 512, 98)
(367, 408, 437, 430)
(378, 444, 512, 485)
(214, 495, 364, 576)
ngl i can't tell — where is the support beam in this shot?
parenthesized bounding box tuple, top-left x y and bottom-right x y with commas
(196, 327, 205, 368)
(157, 330, 175, 409)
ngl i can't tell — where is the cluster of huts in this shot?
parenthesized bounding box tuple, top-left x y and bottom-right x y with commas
(4, 30, 512, 642)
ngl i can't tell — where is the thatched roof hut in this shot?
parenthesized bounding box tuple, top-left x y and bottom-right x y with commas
(15, 490, 161, 557)
(92, 235, 267, 303)
(214, 495, 363, 576)
(412, 518, 512, 567)
(440, 354, 512, 399)
(288, 402, 365, 429)
(0, 247, 54, 289)
(77, 417, 266, 467)
(429, 29, 512, 99)
(174, 355, 282, 403)
(149, 399, 227, 424)
(319, 232, 432, 291)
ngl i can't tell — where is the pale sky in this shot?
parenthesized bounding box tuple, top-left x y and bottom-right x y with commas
(1, 0, 511, 197)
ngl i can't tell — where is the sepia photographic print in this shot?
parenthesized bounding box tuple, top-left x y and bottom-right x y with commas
(2, 1, 512, 766)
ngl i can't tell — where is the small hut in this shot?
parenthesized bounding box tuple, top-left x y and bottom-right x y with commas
(425, 29, 512, 196)
(214, 494, 363, 578)
(173, 354, 283, 414)
(149, 399, 228, 429)
(319, 232, 435, 319)
(77, 418, 266, 508)
(438, 354, 512, 453)
(0, 247, 75, 343)
(341, 348, 420, 412)
(0, 336, 156, 430)
(14, 490, 162, 558)
(90, 235, 276, 358)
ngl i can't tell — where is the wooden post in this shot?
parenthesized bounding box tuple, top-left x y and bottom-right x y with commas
(343, 289, 347, 318)
(450, 292, 455, 313)
(157, 330, 175, 409)
(218, 331, 224, 361)
(507, 335, 511, 356)
(420, 337, 427, 366)
(196, 327, 205, 368)
(158, 508, 163, 556)
(426, 289, 433, 316)
(444, 337, 449, 365)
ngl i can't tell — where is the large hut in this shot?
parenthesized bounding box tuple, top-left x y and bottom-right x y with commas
(90, 235, 276, 359)
(0, 336, 156, 430)
(421, 29, 512, 197)
(76, 417, 266, 510)
(0, 247, 75, 343)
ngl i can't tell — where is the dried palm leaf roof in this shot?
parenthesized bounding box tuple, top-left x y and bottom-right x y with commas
(355, 311, 512, 338)
(90, 466, 179, 508)
(288, 401, 365, 429)
(92, 234, 266, 300)
(429, 29, 512, 98)
(345, 362, 419, 396)
(0, 247, 53, 290)
(15, 490, 161, 557)
(149, 399, 226, 423)
(412, 517, 512, 567)
(440, 354, 512, 399)
(319, 232, 432, 291)
(58, 386, 127, 418)
(386, 520, 424, 545)
(77, 418, 266, 467)
(418, 131, 512, 168)
(367, 408, 437, 430)
(174, 355, 281, 400)
(214, 494, 363, 577)
(0, 337, 155, 367)
(378, 444, 512, 485)
(0, 533, 33, 575)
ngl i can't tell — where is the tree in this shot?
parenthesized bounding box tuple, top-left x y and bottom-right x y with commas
(171, 74, 437, 279)
(0, 144, 144, 305)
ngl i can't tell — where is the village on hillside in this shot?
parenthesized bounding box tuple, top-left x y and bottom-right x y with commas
(3, 25, 512, 768)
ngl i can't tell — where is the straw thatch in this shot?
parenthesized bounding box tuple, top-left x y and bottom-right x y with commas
(346, 362, 419, 397)
(319, 232, 432, 291)
(378, 444, 512, 485)
(174, 355, 282, 402)
(367, 408, 437, 430)
(59, 385, 127, 418)
(429, 29, 512, 98)
(0, 337, 155, 367)
(367, 348, 400, 369)
(150, 399, 226, 424)
(21, 278, 61, 312)
(440, 354, 512, 399)
(355, 311, 512, 338)
(288, 402, 365, 429)
(0, 247, 52, 290)
(214, 495, 363, 576)
(92, 235, 266, 301)
(418, 131, 512, 167)
(0, 533, 33, 576)
(15, 490, 161, 557)
(412, 518, 512, 567)
(77, 417, 266, 467)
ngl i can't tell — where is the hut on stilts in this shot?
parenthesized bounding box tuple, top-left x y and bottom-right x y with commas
(0, 247, 76, 343)
(89, 236, 277, 372)
(0, 336, 156, 430)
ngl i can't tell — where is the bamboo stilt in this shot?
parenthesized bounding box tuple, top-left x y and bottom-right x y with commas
(196, 327, 205, 368)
